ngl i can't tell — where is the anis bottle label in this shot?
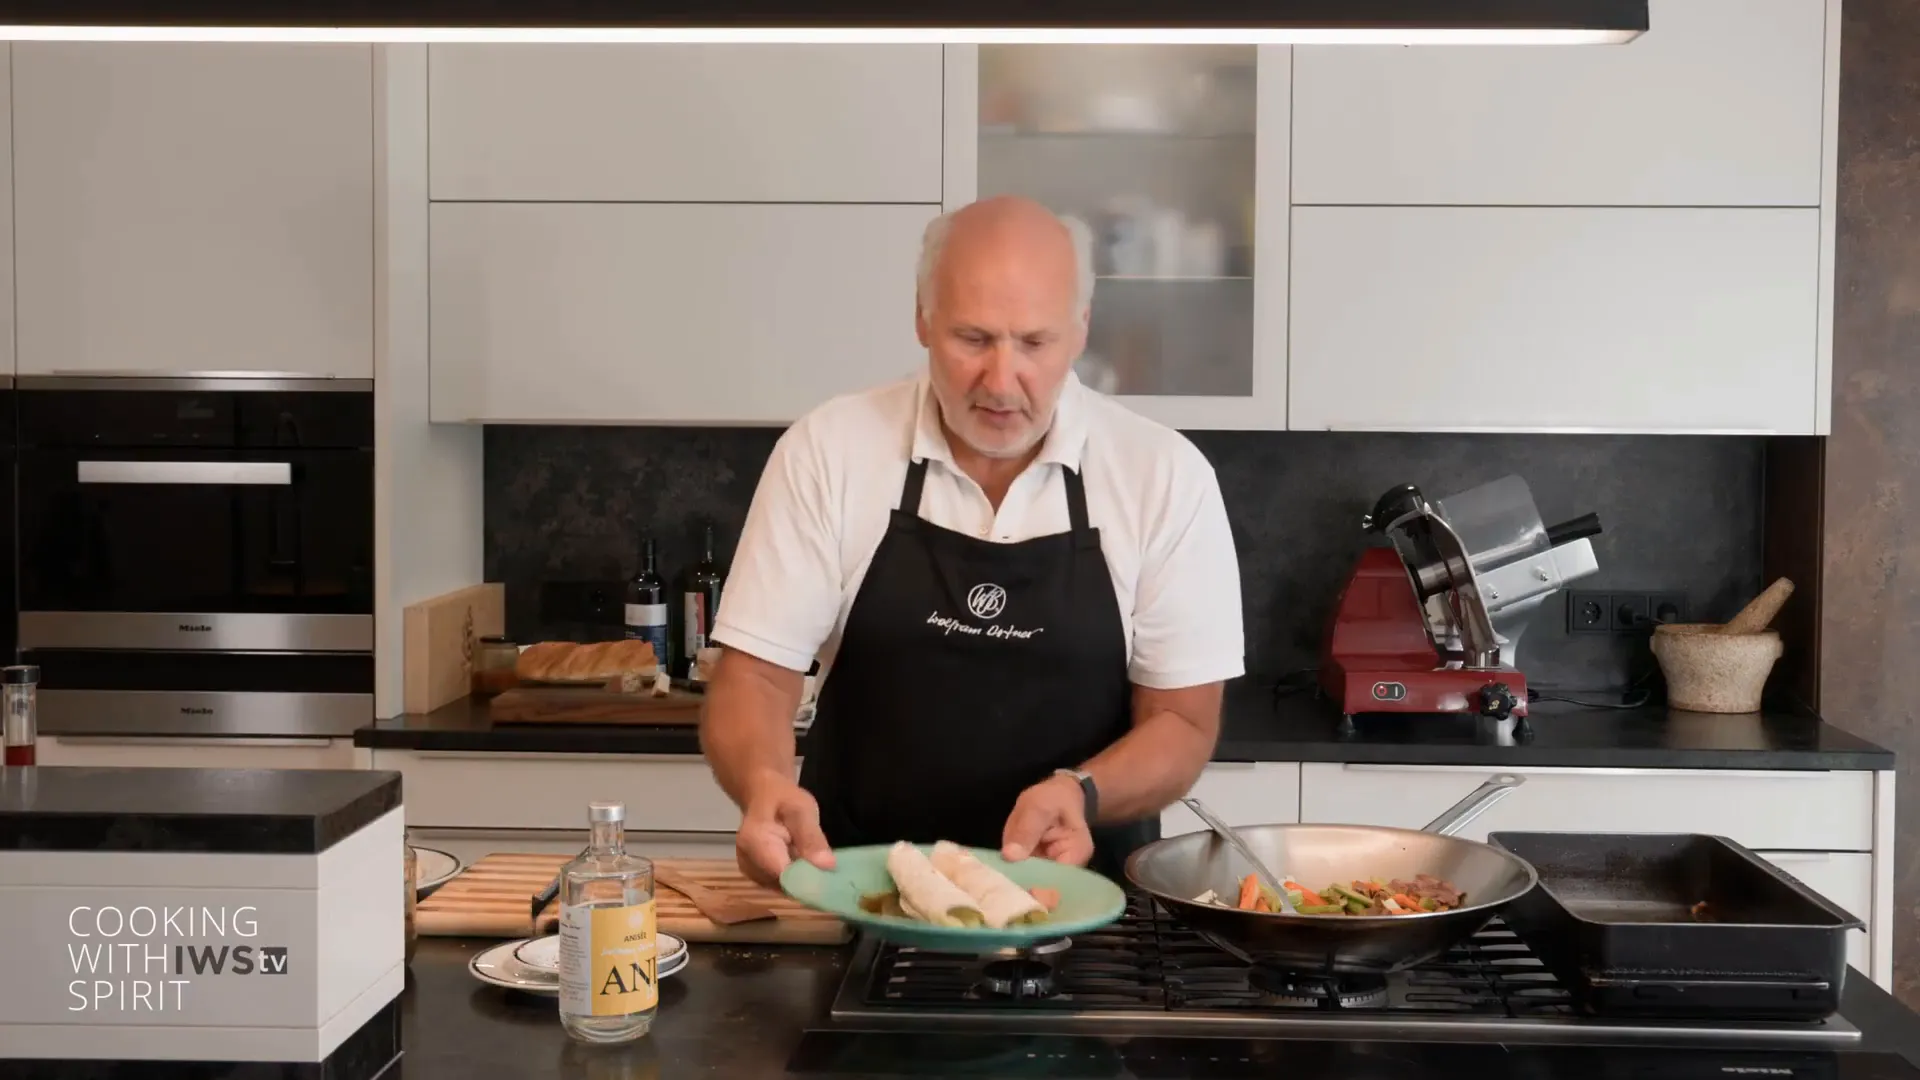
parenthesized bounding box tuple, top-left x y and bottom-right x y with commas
(557, 897, 658, 1017)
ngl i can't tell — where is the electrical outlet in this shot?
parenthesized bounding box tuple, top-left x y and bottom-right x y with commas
(1566, 590, 1690, 634)
(539, 580, 626, 626)
(1612, 594, 1651, 632)
(1567, 591, 1610, 634)
(1648, 592, 1690, 625)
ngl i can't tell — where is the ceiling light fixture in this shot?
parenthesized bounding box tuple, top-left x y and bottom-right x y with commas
(0, 1, 1651, 45)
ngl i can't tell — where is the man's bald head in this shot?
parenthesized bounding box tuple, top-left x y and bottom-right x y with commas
(914, 197, 1094, 462)
(916, 197, 1095, 321)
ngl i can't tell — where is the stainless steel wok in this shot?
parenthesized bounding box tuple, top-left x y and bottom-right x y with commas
(1125, 775, 1539, 975)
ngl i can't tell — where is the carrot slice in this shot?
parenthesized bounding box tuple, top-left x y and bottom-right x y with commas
(1237, 874, 1260, 910)
(1284, 881, 1327, 907)
(1028, 886, 1062, 912)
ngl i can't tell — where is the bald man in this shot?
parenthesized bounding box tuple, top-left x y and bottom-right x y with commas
(700, 196, 1245, 888)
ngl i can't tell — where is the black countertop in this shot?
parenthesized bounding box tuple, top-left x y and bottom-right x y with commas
(0, 765, 402, 853)
(394, 937, 1920, 1079)
(356, 677, 1896, 771)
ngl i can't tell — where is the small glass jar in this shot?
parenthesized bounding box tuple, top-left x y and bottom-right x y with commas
(3, 665, 39, 767)
(472, 636, 520, 699)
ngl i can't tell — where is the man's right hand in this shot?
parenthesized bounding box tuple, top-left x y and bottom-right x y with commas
(735, 780, 837, 888)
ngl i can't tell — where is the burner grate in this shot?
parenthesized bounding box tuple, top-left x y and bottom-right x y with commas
(863, 894, 1579, 1018)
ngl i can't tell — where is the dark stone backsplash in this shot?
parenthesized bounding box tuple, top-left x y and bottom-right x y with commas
(484, 424, 1765, 693)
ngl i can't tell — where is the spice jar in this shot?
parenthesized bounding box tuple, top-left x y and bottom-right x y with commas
(3, 665, 39, 766)
(472, 636, 519, 699)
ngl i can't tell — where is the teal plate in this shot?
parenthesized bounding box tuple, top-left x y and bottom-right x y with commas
(780, 843, 1128, 951)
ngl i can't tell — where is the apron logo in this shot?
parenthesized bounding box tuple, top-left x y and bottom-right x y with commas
(966, 583, 1007, 621)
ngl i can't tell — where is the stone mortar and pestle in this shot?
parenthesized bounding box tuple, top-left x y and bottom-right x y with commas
(1650, 578, 1795, 714)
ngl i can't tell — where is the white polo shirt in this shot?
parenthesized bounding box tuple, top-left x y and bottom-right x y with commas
(711, 370, 1246, 692)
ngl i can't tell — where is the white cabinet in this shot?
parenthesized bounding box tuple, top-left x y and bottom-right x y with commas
(11, 43, 375, 379)
(1288, 207, 1821, 434)
(0, 47, 12, 380)
(429, 201, 934, 424)
(370, 750, 757, 833)
(1290, 0, 1828, 207)
(1160, 762, 1300, 836)
(33, 736, 364, 770)
(1298, 763, 1872, 850)
(427, 44, 943, 204)
(943, 44, 1290, 430)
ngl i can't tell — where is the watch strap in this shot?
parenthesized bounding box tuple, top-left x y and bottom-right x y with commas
(1054, 768, 1098, 823)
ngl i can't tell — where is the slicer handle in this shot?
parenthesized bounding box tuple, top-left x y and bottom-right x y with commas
(1546, 512, 1603, 546)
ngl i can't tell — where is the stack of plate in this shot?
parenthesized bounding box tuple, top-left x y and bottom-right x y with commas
(469, 931, 689, 995)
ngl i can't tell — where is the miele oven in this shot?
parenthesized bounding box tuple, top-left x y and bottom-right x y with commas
(17, 375, 374, 737)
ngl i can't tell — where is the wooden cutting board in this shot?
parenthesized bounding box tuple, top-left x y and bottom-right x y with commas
(402, 583, 506, 714)
(415, 853, 850, 944)
(488, 686, 705, 725)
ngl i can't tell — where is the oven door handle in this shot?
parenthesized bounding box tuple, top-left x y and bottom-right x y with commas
(76, 461, 293, 486)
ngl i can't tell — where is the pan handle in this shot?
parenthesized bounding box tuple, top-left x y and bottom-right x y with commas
(1421, 773, 1525, 836)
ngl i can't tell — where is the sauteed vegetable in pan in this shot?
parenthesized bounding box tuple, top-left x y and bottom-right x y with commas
(1192, 872, 1468, 916)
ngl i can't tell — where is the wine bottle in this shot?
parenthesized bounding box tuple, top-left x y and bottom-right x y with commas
(623, 536, 669, 668)
(678, 524, 725, 678)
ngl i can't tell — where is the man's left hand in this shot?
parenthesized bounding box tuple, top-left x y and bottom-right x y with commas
(1001, 773, 1094, 865)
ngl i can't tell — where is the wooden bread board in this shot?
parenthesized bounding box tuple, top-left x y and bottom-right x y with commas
(488, 686, 705, 725)
(402, 583, 506, 715)
(415, 853, 850, 945)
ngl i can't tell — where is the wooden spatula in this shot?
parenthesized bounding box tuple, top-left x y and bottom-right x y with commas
(654, 865, 778, 925)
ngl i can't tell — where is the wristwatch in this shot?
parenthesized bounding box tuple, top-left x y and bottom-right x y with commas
(1053, 768, 1098, 823)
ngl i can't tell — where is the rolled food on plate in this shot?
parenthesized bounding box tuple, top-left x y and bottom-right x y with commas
(930, 840, 1047, 928)
(886, 842, 985, 928)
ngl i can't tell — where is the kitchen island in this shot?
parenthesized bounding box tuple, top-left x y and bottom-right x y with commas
(399, 936, 1920, 1079)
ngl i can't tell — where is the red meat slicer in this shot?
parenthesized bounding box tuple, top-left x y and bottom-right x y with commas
(1320, 475, 1603, 732)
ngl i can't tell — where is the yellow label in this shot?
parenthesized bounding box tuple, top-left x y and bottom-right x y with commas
(558, 898, 658, 1017)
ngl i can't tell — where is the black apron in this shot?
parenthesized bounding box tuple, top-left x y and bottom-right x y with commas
(797, 455, 1160, 883)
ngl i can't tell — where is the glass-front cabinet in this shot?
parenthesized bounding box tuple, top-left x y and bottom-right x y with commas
(941, 45, 1290, 429)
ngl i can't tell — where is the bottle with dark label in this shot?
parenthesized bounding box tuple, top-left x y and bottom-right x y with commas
(678, 524, 724, 678)
(623, 536, 669, 668)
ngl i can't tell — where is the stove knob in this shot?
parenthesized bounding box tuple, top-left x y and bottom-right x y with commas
(1479, 683, 1518, 721)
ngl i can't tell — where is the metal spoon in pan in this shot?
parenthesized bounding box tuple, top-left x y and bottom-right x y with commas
(1180, 796, 1297, 914)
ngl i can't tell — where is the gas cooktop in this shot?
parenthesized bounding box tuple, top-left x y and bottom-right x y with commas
(819, 893, 1863, 1048)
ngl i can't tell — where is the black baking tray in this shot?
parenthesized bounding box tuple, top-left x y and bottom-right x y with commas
(1487, 831, 1864, 1021)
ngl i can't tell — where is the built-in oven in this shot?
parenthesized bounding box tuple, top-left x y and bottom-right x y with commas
(17, 375, 374, 736)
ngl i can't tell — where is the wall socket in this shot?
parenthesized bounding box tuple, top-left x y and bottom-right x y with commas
(1567, 590, 1690, 634)
(539, 579, 628, 627)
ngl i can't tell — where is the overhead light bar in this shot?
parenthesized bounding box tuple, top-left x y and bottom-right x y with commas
(0, 2, 1650, 45)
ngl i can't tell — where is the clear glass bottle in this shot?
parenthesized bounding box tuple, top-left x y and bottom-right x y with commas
(3, 665, 39, 767)
(557, 801, 658, 1044)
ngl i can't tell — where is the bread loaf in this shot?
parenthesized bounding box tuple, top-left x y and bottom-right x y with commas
(515, 640, 660, 683)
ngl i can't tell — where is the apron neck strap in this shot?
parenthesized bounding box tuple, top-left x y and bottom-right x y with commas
(899, 457, 1098, 547)
(898, 457, 930, 515)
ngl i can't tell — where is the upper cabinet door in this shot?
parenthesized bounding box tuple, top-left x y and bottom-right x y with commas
(12, 44, 375, 379)
(943, 44, 1289, 430)
(429, 202, 935, 425)
(1288, 207, 1821, 434)
(427, 44, 944, 203)
(0, 47, 14, 380)
(1291, 0, 1827, 207)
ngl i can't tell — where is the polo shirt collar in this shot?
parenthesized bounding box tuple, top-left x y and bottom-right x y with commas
(911, 369, 1090, 473)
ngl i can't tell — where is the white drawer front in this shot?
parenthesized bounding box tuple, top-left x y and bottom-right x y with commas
(36, 736, 361, 770)
(1161, 762, 1300, 836)
(1299, 763, 1873, 852)
(374, 751, 749, 833)
(1752, 850, 1872, 976)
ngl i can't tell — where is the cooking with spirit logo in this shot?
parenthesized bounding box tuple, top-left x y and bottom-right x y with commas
(62, 905, 287, 1012)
